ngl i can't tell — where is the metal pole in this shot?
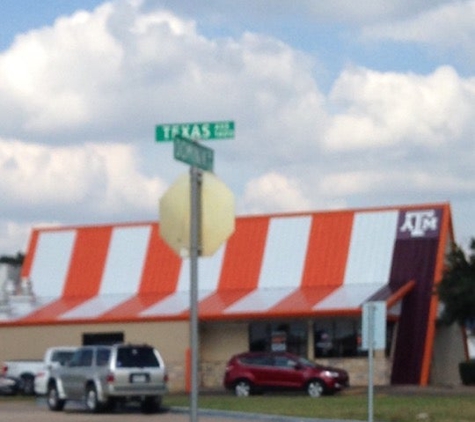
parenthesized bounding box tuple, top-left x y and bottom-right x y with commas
(189, 165, 201, 422)
(368, 303, 374, 422)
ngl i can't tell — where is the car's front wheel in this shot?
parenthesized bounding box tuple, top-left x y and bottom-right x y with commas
(307, 380, 325, 397)
(234, 379, 252, 397)
(46, 383, 65, 411)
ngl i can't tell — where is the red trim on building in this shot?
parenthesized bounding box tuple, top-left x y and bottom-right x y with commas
(420, 203, 452, 385)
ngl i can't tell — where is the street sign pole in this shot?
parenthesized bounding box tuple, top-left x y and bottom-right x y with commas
(156, 120, 235, 422)
(367, 303, 375, 422)
(362, 301, 385, 422)
(189, 165, 201, 422)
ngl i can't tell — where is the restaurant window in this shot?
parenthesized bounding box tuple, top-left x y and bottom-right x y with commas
(314, 318, 360, 357)
(313, 318, 395, 358)
(249, 321, 307, 356)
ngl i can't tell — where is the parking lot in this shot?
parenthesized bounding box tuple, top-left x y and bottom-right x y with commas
(0, 399, 314, 422)
(0, 400, 220, 422)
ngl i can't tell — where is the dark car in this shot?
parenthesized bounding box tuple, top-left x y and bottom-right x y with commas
(223, 351, 349, 397)
(0, 376, 20, 395)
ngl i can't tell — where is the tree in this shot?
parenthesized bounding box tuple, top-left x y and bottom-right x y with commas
(437, 238, 475, 327)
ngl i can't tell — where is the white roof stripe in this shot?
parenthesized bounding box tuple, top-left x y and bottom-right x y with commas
(140, 290, 216, 317)
(259, 216, 312, 289)
(176, 244, 226, 292)
(313, 211, 399, 312)
(30, 230, 76, 297)
(100, 226, 151, 295)
(57, 226, 151, 320)
(141, 292, 189, 316)
(224, 288, 296, 314)
(60, 294, 132, 320)
(314, 283, 386, 311)
(343, 211, 398, 285)
(140, 244, 226, 316)
(223, 216, 312, 314)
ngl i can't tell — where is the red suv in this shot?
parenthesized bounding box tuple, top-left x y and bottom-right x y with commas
(223, 351, 349, 397)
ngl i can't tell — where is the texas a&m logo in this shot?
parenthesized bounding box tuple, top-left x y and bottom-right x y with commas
(398, 209, 441, 239)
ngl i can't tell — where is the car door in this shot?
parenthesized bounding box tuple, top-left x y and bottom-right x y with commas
(60, 349, 80, 398)
(63, 348, 93, 399)
(268, 355, 303, 389)
(243, 354, 273, 388)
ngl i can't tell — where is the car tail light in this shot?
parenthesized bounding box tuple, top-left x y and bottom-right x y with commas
(2, 364, 7, 375)
(106, 373, 115, 384)
(164, 372, 169, 383)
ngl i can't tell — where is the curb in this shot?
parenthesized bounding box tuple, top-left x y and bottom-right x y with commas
(170, 406, 365, 422)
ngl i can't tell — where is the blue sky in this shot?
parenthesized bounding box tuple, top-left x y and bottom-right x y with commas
(1, 1, 103, 49)
(1, 0, 475, 255)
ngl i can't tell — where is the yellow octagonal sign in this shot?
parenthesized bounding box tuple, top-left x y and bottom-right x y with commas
(159, 171, 235, 257)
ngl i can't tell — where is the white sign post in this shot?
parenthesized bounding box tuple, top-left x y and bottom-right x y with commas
(362, 301, 386, 422)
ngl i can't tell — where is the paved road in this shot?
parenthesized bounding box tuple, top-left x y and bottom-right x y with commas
(0, 399, 363, 422)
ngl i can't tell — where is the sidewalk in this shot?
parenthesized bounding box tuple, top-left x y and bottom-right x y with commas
(172, 406, 365, 422)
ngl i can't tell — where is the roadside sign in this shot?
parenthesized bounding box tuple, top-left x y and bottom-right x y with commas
(174, 136, 214, 172)
(159, 171, 235, 257)
(156, 120, 234, 142)
(361, 301, 386, 350)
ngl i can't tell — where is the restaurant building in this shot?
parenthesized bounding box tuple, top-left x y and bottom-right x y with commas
(0, 202, 466, 390)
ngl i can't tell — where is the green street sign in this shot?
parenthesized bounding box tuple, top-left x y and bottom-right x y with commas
(174, 136, 214, 171)
(156, 120, 234, 142)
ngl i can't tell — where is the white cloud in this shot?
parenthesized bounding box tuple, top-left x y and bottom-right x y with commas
(0, 221, 31, 256)
(0, 139, 165, 216)
(1, 0, 475, 256)
(0, 0, 333, 257)
(319, 169, 475, 198)
(304, 0, 449, 24)
(324, 65, 475, 150)
(241, 172, 312, 214)
(361, 0, 475, 57)
(164, 0, 450, 26)
(0, 0, 325, 155)
(0, 3, 123, 133)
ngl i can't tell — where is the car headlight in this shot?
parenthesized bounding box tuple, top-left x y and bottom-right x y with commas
(321, 370, 339, 378)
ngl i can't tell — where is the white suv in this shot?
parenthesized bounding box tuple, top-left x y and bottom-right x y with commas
(46, 343, 168, 413)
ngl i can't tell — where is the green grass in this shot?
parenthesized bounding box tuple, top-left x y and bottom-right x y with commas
(164, 390, 475, 422)
(2, 389, 474, 421)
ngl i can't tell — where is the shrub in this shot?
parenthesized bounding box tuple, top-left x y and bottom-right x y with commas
(459, 360, 475, 385)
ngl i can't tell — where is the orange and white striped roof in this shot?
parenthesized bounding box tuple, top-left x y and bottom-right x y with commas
(2, 203, 450, 325)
